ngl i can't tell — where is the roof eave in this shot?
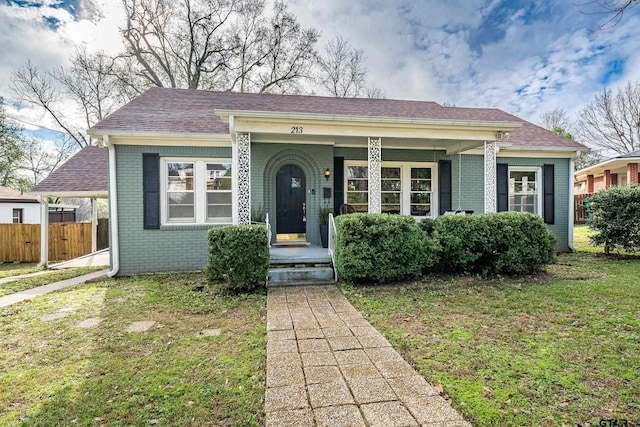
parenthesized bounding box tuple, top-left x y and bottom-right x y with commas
(28, 190, 108, 198)
(215, 109, 524, 130)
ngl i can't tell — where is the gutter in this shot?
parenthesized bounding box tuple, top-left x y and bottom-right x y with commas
(105, 135, 120, 277)
(36, 195, 49, 268)
(568, 150, 582, 252)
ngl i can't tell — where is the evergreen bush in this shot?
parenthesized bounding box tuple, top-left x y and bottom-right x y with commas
(587, 185, 640, 254)
(334, 213, 429, 283)
(206, 224, 269, 293)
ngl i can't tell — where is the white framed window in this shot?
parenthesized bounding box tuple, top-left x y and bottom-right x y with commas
(345, 162, 437, 218)
(162, 158, 232, 224)
(12, 208, 23, 224)
(509, 167, 542, 215)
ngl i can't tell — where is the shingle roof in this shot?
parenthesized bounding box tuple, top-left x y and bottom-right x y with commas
(0, 186, 38, 203)
(89, 88, 585, 150)
(618, 150, 640, 159)
(30, 145, 108, 195)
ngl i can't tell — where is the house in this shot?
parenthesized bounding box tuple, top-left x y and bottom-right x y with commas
(574, 150, 640, 194)
(88, 88, 585, 276)
(0, 186, 40, 224)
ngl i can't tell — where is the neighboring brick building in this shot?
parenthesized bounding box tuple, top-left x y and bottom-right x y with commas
(574, 150, 640, 195)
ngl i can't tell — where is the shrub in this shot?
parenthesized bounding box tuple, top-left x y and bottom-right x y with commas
(334, 213, 431, 283)
(587, 185, 640, 254)
(434, 212, 556, 275)
(206, 224, 269, 293)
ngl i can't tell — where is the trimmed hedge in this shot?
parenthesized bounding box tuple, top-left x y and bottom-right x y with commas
(430, 212, 556, 275)
(334, 213, 437, 283)
(587, 185, 640, 254)
(206, 224, 269, 294)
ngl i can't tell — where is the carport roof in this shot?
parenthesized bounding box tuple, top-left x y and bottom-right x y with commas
(30, 145, 108, 198)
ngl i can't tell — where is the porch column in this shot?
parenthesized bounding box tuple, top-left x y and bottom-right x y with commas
(587, 174, 594, 193)
(627, 163, 639, 185)
(484, 141, 497, 213)
(233, 132, 251, 224)
(91, 198, 98, 253)
(604, 169, 612, 188)
(368, 137, 382, 213)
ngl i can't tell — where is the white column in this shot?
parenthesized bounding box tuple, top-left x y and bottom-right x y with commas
(368, 137, 382, 213)
(233, 132, 251, 224)
(484, 141, 497, 213)
(37, 196, 49, 267)
(91, 198, 98, 253)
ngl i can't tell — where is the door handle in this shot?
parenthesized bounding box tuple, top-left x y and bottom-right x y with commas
(302, 202, 306, 222)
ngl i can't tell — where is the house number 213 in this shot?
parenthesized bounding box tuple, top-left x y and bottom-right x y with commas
(291, 126, 303, 134)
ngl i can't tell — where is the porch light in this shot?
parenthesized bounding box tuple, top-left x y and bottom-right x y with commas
(325, 168, 331, 181)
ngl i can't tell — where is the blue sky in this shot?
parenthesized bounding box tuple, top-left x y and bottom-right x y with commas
(1, 0, 639, 139)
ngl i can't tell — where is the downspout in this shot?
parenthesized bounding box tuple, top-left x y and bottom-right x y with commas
(105, 135, 120, 277)
(36, 195, 49, 268)
(568, 150, 581, 252)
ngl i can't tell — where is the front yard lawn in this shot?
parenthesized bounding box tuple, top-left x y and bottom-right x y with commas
(344, 252, 640, 426)
(0, 266, 106, 297)
(0, 273, 266, 426)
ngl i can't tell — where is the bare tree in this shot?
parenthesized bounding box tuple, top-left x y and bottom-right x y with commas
(20, 136, 75, 186)
(119, 0, 318, 93)
(539, 108, 573, 132)
(578, 0, 639, 31)
(578, 79, 640, 155)
(317, 35, 367, 98)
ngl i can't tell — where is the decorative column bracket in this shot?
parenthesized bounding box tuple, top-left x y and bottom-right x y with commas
(368, 137, 382, 213)
(484, 141, 497, 213)
(234, 132, 251, 224)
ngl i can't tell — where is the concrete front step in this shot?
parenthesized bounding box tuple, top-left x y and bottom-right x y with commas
(268, 266, 335, 287)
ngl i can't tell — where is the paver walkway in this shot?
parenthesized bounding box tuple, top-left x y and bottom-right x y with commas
(266, 285, 471, 427)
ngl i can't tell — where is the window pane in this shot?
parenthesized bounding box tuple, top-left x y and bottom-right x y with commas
(347, 192, 368, 204)
(347, 166, 368, 178)
(411, 168, 431, 179)
(381, 179, 401, 191)
(411, 193, 431, 204)
(411, 180, 431, 191)
(381, 167, 400, 178)
(382, 205, 401, 214)
(207, 205, 232, 220)
(169, 205, 194, 219)
(347, 180, 368, 191)
(207, 192, 232, 204)
(167, 163, 194, 190)
(168, 192, 194, 204)
(411, 204, 430, 216)
(382, 193, 400, 204)
(207, 163, 232, 190)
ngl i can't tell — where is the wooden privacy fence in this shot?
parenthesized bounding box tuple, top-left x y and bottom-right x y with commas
(0, 223, 92, 263)
(574, 193, 595, 225)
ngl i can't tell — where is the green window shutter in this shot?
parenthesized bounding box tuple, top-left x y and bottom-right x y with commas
(143, 153, 160, 229)
(543, 164, 555, 224)
(333, 157, 344, 214)
(497, 163, 509, 212)
(438, 160, 452, 215)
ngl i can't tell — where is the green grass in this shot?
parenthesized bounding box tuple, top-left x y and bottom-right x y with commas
(573, 224, 602, 253)
(0, 263, 41, 279)
(0, 267, 106, 297)
(343, 252, 640, 426)
(0, 273, 266, 426)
